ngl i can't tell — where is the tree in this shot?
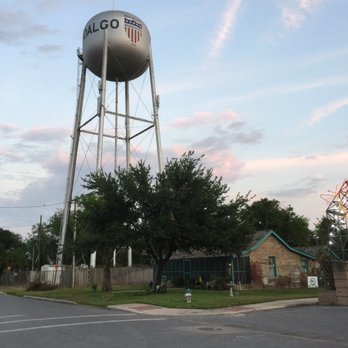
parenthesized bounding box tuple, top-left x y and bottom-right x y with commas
(248, 198, 312, 246)
(26, 211, 73, 269)
(77, 170, 136, 291)
(0, 228, 27, 275)
(125, 152, 254, 287)
(313, 216, 332, 246)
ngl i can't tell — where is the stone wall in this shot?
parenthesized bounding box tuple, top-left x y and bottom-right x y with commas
(318, 290, 337, 305)
(333, 262, 348, 306)
(249, 236, 315, 287)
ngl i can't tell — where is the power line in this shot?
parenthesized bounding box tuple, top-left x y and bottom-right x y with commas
(0, 202, 65, 209)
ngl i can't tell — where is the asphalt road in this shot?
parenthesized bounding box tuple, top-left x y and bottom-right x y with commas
(1, 293, 347, 347)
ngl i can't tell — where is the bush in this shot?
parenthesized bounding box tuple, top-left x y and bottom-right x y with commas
(170, 276, 184, 287)
(213, 277, 228, 290)
(274, 276, 291, 288)
(156, 285, 167, 294)
(26, 282, 58, 291)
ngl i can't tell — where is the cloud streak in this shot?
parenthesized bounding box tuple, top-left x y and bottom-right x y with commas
(193, 124, 263, 150)
(307, 97, 348, 126)
(209, 0, 242, 58)
(21, 127, 70, 142)
(268, 175, 325, 198)
(216, 74, 348, 104)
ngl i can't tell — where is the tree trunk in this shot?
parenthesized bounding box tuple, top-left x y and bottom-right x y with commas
(154, 260, 166, 287)
(102, 255, 112, 291)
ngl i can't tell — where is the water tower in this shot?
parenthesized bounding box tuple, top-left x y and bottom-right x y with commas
(57, 10, 163, 266)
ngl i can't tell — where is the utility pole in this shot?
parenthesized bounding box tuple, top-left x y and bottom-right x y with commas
(72, 200, 77, 288)
(38, 215, 43, 270)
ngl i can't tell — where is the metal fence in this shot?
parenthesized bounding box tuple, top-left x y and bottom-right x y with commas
(0, 266, 153, 288)
(163, 256, 251, 287)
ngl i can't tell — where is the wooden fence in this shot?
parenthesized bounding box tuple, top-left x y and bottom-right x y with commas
(0, 266, 153, 288)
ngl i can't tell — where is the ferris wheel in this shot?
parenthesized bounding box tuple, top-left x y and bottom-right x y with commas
(321, 179, 348, 260)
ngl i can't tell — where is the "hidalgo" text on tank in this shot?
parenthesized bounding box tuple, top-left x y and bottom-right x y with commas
(83, 19, 119, 39)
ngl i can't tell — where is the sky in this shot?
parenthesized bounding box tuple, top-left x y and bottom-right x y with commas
(0, 0, 347, 239)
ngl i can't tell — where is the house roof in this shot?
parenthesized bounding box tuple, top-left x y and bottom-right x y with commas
(170, 250, 225, 260)
(245, 230, 316, 260)
(170, 230, 316, 260)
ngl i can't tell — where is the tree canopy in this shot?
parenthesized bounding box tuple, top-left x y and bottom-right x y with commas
(313, 216, 332, 247)
(77, 170, 136, 290)
(248, 198, 313, 246)
(0, 228, 27, 275)
(25, 210, 76, 270)
(123, 152, 254, 286)
(76, 152, 254, 290)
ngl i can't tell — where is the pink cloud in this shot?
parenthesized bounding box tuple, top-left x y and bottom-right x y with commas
(245, 152, 348, 173)
(21, 127, 70, 142)
(298, 0, 324, 11)
(163, 145, 244, 183)
(282, 7, 305, 29)
(0, 123, 18, 133)
(164, 144, 190, 159)
(172, 111, 238, 128)
(281, 0, 325, 30)
(206, 151, 245, 182)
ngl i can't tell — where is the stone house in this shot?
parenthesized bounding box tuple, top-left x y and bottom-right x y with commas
(163, 229, 317, 288)
(245, 230, 317, 287)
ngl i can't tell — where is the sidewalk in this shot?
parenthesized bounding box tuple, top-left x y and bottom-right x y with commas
(108, 298, 318, 316)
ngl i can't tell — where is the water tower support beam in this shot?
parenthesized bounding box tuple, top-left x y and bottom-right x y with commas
(148, 45, 163, 172)
(125, 80, 132, 267)
(96, 30, 108, 171)
(125, 80, 130, 170)
(114, 80, 119, 172)
(57, 62, 87, 266)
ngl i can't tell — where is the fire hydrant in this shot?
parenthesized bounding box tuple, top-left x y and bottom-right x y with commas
(184, 288, 192, 303)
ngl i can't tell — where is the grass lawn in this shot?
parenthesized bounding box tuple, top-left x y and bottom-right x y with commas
(1, 286, 318, 309)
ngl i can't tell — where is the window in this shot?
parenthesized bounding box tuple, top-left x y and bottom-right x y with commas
(268, 256, 277, 278)
(301, 258, 309, 272)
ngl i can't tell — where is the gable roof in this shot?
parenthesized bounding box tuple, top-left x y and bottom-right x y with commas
(245, 230, 316, 260)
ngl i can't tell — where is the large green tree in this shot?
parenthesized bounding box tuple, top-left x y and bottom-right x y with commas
(0, 228, 27, 275)
(248, 198, 312, 246)
(77, 171, 136, 291)
(124, 152, 254, 287)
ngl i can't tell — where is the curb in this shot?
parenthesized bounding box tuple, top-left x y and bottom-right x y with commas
(108, 298, 318, 316)
(23, 295, 77, 305)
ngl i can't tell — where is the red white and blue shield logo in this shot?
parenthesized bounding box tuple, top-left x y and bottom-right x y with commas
(124, 16, 143, 44)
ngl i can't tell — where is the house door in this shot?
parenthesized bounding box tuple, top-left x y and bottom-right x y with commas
(183, 259, 191, 287)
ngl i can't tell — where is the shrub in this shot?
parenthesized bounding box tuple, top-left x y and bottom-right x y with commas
(274, 276, 291, 288)
(170, 276, 184, 288)
(213, 277, 228, 290)
(26, 282, 58, 291)
(156, 285, 167, 294)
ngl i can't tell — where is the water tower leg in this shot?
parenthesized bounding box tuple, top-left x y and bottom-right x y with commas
(114, 80, 119, 172)
(57, 63, 87, 266)
(124, 81, 133, 267)
(113, 249, 116, 267)
(125, 81, 130, 170)
(128, 247, 132, 267)
(148, 44, 163, 172)
(96, 30, 108, 171)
